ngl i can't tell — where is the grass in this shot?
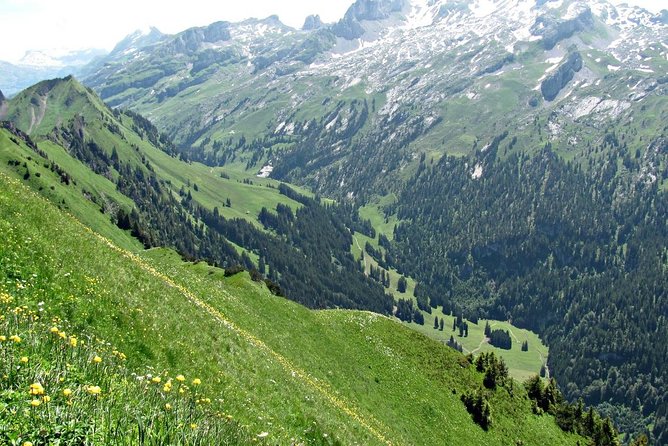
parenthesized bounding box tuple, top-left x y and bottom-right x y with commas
(0, 293, 252, 445)
(407, 314, 549, 382)
(0, 170, 585, 445)
(350, 201, 548, 383)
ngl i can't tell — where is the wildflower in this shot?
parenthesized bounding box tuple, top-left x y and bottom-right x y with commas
(63, 388, 73, 397)
(30, 399, 41, 407)
(92, 356, 102, 364)
(151, 376, 161, 384)
(20, 356, 29, 364)
(176, 374, 185, 382)
(50, 326, 59, 333)
(23, 442, 33, 446)
(179, 387, 185, 394)
(192, 378, 201, 386)
(190, 423, 197, 430)
(42, 395, 51, 403)
(29, 383, 45, 396)
(69, 336, 77, 347)
(9, 335, 21, 343)
(0, 336, 6, 342)
(165, 403, 172, 410)
(86, 385, 102, 396)
(163, 382, 172, 393)
(58, 331, 67, 339)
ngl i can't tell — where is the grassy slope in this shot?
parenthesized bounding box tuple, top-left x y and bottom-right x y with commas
(0, 166, 585, 444)
(3, 77, 304, 230)
(352, 200, 548, 381)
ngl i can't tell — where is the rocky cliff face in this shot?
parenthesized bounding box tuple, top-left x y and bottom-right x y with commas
(166, 21, 232, 54)
(332, 0, 405, 39)
(541, 51, 583, 101)
(303, 14, 325, 30)
(531, 5, 594, 50)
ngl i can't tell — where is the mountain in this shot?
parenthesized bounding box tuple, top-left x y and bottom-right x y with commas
(78, 0, 668, 442)
(0, 48, 105, 96)
(0, 77, 610, 445)
(82, 0, 666, 196)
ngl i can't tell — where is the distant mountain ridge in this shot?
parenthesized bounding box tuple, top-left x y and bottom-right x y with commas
(0, 48, 105, 96)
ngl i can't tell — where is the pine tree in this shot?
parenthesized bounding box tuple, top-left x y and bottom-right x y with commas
(484, 321, 491, 337)
(439, 318, 444, 331)
(434, 316, 439, 329)
(397, 276, 407, 293)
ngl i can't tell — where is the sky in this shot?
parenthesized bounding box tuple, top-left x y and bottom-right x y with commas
(0, 0, 664, 64)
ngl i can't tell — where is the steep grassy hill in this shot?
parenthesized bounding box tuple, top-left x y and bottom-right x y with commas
(0, 76, 395, 313)
(0, 163, 593, 444)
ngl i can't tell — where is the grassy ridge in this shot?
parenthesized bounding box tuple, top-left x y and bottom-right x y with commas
(0, 169, 585, 444)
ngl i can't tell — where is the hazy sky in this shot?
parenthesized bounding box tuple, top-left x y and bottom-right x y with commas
(0, 0, 664, 63)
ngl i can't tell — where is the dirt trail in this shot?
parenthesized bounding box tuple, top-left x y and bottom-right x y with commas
(468, 335, 489, 355)
(353, 234, 368, 272)
(538, 351, 551, 379)
(28, 95, 48, 134)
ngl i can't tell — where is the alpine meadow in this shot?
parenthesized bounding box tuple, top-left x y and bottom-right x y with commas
(0, 0, 666, 444)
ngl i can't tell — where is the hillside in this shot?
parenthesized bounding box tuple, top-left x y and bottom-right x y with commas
(0, 156, 597, 444)
(82, 0, 667, 196)
(74, 0, 668, 441)
(0, 76, 394, 314)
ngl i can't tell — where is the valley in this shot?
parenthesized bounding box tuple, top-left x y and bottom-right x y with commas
(1, 0, 666, 443)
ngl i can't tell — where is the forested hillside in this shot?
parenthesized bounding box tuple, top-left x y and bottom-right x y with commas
(0, 77, 392, 314)
(381, 142, 668, 443)
(0, 129, 601, 445)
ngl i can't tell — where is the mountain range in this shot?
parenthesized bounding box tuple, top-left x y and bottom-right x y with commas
(1, 0, 667, 443)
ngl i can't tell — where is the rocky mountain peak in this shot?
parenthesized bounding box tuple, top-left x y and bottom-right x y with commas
(109, 26, 165, 58)
(303, 14, 325, 31)
(332, 0, 406, 39)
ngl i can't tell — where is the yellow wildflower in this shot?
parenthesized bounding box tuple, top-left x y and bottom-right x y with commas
(23, 442, 33, 446)
(58, 331, 67, 339)
(165, 403, 172, 410)
(20, 356, 29, 364)
(30, 399, 41, 407)
(151, 376, 161, 384)
(92, 356, 102, 364)
(86, 385, 102, 396)
(175, 374, 185, 382)
(63, 388, 73, 397)
(163, 382, 172, 392)
(29, 383, 45, 395)
(192, 378, 201, 386)
(9, 335, 21, 343)
(69, 336, 77, 347)
(0, 336, 6, 342)
(190, 423, 197, 430)
(42, 395, 51, 403)
(50, 326, 59, 333)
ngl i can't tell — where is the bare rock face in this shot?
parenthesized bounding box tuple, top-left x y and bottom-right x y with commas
(168, 21, 232, 54)
(531, 6, 594, 50)
(303, 14, 325, 31)
(332, 0, 405, 39)
(540, 51, 583, 101)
